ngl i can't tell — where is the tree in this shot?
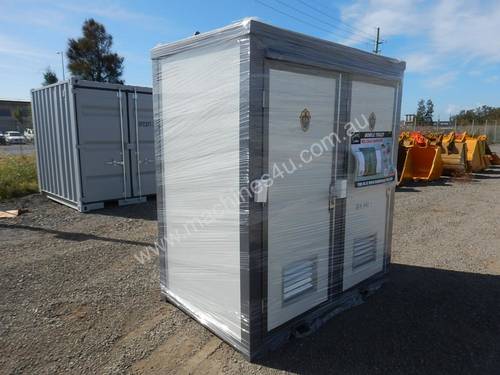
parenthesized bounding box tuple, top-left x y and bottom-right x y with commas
(416, 99, 426, 124)
(13, 107, 30, 131)
(67, 19, 124, 83)
(425, 99, 434, 124)
(42, 67, 58, 86)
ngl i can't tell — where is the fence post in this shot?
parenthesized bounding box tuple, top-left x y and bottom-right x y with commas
(454, 118, 457, 131)
(495, 120, 498, 143)
(472, 119, 475, 135)
(484, 119, 488, 136)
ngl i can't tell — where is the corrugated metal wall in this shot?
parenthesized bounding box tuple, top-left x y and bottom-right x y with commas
(32, 82, 80, 205)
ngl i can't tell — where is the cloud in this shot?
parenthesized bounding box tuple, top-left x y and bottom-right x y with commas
(403, 53, 437, 73)
(56, 2, 151, 22)
(0, 0, 170, 34)
(468, 70, 482, 77)
(446, 104, 460, 115)
(340, 0, 500, 67)
(0, 34, 54, 61)
(483, 75, 499, 83)
(341, 0, 424, 37)
(53, 0, 170, 31)
(424, 71, 458, 88)
(429, 0, 500, 63)
(0, 1, 76, 34)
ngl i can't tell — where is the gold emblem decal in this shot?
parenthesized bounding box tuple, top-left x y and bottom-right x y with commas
(299, 108, 311, 132)
(368, 112, 376, 130)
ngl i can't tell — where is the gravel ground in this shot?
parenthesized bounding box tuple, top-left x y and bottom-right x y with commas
(1, 146, 499, 374)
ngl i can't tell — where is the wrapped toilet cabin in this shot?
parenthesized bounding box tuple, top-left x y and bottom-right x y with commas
(152, 19, 405, 360)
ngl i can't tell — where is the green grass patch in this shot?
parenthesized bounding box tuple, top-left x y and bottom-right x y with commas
(0, 154, 38, 200)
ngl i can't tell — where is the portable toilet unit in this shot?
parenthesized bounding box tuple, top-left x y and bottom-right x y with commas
(152, 19, 405, 360)
(31, 79, 155, 212)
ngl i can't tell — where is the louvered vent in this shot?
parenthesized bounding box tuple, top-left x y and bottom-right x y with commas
(352, 234, 377, 269)
(282, 259, 316, 302)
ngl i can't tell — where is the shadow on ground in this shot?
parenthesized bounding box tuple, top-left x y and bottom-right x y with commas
(92, 197, 158, 221)
(0, 223, 152, 247)
(396, 166, 500, 192)
(396, 178, 455, 192)
(255, 264, 500, 374)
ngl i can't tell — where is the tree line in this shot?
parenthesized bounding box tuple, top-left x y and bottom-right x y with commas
(413, 99, 500, 126)
(450, 105, 500, 125)
(43, 19, 124, 85)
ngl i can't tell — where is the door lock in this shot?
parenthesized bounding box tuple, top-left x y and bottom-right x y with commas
(138, 158, 154, 165)
(105, 159, 124, 166)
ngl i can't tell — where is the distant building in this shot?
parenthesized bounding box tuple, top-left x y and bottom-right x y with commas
(404, 114, 416, 126)
(0, 98, 32, 133)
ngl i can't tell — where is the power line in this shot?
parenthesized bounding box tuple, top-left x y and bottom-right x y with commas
(255, 0, 374, 47)
(271, 0, 375, 44)
(255, 0, 340, 35)
(293, 0, 375, 40)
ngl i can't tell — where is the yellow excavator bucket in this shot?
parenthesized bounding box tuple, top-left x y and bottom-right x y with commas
(455, 133, 485, 172)
(403, 145, 443, 182)
(397, 142, 410, 186)
(397, 132, 416, 185)
(484, 139, 500, 165)
(477, 135, 491, 169)
(397, 132, 444, 185)
(440, 132, 467, 175)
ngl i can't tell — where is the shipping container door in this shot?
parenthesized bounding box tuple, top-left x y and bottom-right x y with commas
(76, 88, 131, 202)
(128, 91, 156, 196)
(266, 66, 337, 331)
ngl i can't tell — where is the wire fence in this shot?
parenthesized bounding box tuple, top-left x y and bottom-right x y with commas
(400, 121, 499, 144)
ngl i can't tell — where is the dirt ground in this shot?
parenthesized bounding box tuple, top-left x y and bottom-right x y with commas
(1, 147, 499, 374)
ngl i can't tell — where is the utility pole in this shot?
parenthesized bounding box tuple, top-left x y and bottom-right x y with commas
(57, 51, 65, 80)
(373, 27, 383, 54)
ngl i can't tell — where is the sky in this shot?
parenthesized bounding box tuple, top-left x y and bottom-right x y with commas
(1, 0, 499, 119)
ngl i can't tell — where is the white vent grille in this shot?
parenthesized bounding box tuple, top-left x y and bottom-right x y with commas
(282, 259, 316, 302)
(352, 234, 377, 269)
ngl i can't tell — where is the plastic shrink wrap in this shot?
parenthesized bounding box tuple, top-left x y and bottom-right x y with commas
(152, 18, 405, 360)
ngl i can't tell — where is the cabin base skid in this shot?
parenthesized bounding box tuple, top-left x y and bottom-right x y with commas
(44, 191, 150, 212)
(118, 196, 147, 207)
(161, 274, 385, 362)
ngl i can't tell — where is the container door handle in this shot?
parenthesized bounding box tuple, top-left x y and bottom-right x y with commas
(133, 89, 143, 198)
(105, 159, 124, 166)
(117, 90, 127, 198)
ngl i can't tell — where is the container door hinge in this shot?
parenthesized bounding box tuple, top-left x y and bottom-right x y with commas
(262, 90, 269, 109)
(335, 179, 347, 199)
(252, 178, 268, 203)
(329, 179, 347, 209)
